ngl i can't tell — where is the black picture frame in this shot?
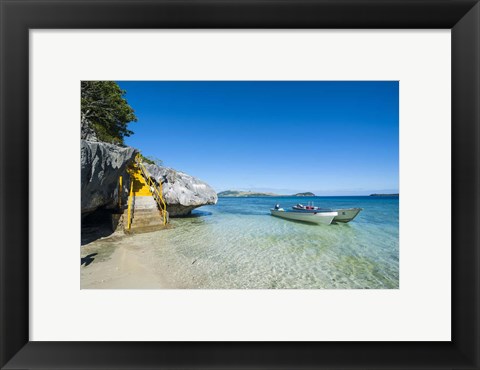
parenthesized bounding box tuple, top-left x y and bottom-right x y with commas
(1, 1, 479, 369)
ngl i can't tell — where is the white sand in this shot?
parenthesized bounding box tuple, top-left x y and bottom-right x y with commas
(81, 232, 171, 289)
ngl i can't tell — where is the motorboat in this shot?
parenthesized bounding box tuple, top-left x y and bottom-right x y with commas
(270, 205, 337, 225)
(292, 204, 333, 212)
(292, 203, 363, 223)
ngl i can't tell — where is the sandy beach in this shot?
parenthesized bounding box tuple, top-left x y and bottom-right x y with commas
(81, 231, 171, 289)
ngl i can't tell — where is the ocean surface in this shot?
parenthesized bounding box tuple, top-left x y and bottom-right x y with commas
(152, 196, 399, 289)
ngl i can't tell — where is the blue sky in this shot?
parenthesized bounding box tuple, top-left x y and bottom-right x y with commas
(117, 81, 399, 195)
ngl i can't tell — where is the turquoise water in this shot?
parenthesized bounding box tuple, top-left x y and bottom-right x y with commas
(152, 196, 399, 289)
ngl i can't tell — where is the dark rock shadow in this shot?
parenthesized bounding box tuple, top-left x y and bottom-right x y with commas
(188, 211, 213, 218)
(81, 208, 119, 245)
(81, 253, 98, 267)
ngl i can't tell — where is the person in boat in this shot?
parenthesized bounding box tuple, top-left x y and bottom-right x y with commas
(274, 204, 281, 210)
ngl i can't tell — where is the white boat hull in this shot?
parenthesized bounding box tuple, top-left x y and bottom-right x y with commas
(270, 209, 337, 225)
(332, 208, 362, 223)
(292, 206, 362, 223)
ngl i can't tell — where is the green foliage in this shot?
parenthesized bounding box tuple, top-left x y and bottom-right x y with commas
(146, 156, 164, 167)
(139, 153, 154, 165)
(139, 153, 163, 167)
(81, 81, 137, 144)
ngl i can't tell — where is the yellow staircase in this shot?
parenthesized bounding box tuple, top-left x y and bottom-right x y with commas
(131, 167, 152, 196)
(124, 155, 168, 232)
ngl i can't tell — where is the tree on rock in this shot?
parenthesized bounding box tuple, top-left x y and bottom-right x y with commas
(81, 81, 138, 144)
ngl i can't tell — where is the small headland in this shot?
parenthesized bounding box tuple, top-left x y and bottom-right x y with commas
(369, 193, 399, 197)
(218, 190, 316, 197)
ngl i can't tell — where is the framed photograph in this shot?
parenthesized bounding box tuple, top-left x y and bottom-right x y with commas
(1, 0, 479, 369)
(79, 80, 400, 291)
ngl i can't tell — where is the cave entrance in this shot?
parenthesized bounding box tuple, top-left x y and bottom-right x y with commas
(81, 208, 122, 246)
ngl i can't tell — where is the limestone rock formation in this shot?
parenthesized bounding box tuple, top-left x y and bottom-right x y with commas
(143, 163, 218, 217)
(81, 140, 137, 215)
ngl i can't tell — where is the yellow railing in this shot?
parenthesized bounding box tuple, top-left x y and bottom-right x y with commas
(126, 179, 134, 230)
(136, 155, 168, 225)
(118, 176, 122, 208)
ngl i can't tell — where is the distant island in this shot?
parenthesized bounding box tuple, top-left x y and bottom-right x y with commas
(369, 193, 399, 197)
(217, 190, 279, 197)
(218, 190, 316, 197)
(218, 191, 397, 197)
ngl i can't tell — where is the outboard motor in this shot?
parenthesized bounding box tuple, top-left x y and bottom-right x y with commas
(274, 204, 280, 210)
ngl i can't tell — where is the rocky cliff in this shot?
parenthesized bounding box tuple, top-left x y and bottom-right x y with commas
(81, 139, 216, 218)
(143, 164, 218, 217)
(81, 140, 137, 216)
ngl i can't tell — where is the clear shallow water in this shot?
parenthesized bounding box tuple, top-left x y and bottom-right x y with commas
(151, 196, 399, 289)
